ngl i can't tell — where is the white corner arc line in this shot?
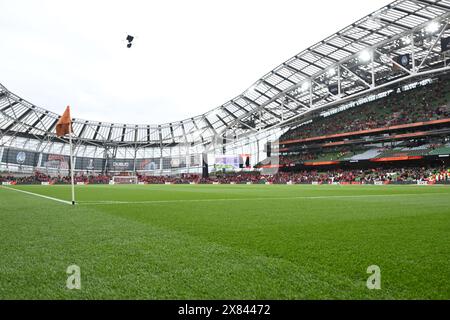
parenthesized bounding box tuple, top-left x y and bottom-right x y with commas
(1, 186, 73, 205)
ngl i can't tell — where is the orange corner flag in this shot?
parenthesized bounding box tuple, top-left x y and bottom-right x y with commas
(56, 106, 72, 137)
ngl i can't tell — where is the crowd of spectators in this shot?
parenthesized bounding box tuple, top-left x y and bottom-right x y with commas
(258, 140, 450, 168)
(2, 166, 449, 185)
(0, 171, 51, 184)
(281, 77, 450, 142)
(279, 150, 351, 165)
(265, 167, 449, 184)
(138, 173, 201, 184)
(0, 172, 111, 185)
(202, 172, 262, 184)
(257, 148, 357, 167)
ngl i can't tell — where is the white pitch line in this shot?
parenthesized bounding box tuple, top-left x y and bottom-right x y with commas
(78, 192, 448, 205)
(1, 186, 73, 205)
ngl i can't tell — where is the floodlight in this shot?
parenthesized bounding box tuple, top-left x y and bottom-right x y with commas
(425, 21, 439, 34)
(402, 36, 412, 45)
(327, 68, 336, 77)
(359, 50, 372, 63)
(301, 82, 310, 92)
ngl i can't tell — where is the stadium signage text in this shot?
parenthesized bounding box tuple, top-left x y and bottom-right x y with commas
(112, 162, 129, 168)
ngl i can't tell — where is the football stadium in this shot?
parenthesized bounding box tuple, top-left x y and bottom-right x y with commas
(1, 0, 450, 302)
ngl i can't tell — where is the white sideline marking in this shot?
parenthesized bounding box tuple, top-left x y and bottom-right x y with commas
(1, 186, 72, 205)
(78, 192, 447, 205)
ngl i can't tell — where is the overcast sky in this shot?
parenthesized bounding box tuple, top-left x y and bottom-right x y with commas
(0, 0, 392, 125)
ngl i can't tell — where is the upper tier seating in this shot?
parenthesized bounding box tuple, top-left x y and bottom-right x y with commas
(281, 76, 450, 143)
(428, 143, 450, 156)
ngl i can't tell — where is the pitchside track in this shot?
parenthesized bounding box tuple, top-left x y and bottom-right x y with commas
(0, 184, 449, 299)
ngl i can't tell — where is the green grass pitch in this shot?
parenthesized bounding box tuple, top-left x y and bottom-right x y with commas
(0, 184, 449, 299)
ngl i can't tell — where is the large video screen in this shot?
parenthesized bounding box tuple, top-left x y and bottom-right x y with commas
(215, 155, 240, 170)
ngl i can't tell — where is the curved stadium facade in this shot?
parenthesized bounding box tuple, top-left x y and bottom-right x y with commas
(1, 0, 450, 181)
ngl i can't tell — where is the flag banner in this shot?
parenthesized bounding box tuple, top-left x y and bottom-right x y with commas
(42, 153, 70, 169)
(136, 158, 160, 171)
(75, 157, 106, 170)
(56, 106, 72, 137)
(107, 159, 135, 171)
(1, 148, 39, 166)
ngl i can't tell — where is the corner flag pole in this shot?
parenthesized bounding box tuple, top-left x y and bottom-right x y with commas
(56, 106, 75, 205)
(69, 125, 75, 205)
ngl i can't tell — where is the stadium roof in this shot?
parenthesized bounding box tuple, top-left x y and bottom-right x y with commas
(1, 0, 450, 149)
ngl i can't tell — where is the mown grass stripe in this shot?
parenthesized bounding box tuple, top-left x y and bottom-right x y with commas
(77, 192, 449, 205)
